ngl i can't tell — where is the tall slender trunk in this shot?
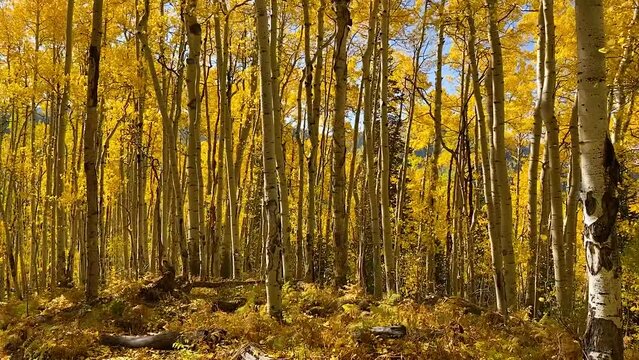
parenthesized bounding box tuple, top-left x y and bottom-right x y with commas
(84, 0, 104, 301)
(395, 0, 428, 293)
(295, 80, 305, 280)
(361, 0, 382, 298)
(270, 0, 291, 281)
(540, 0, 568, 314)
(576, 0, 623, 357)
(304, 0, 325, 283)
(184, 0, 202, 277)
(137, 1, 189, 277)
(426, 1, 445, 292)
(525, 5, 545, 311)
(255, 0, 284, 320)
(379, 0, 396, 294)
(332, 0, 350, 289)
(301, 0, 314, 280)
(486, 0, 516, 308)
(213, 11, 240, 279)
(611, 6, 639, 144)
(564, 100, 580, 310)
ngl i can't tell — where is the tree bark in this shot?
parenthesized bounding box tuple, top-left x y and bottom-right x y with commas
(540, 0, 568, 315)
(564, 100, 580, 310)
(361, 0, 382, 298)
(379, 0, 396, 294)
(525, 5, 545, 312)
(486, 0, 516, 308)
(611, 5, 639, 144)
(576, 0, 623, 357)
(137, 1, 189, 278)
(269, 0, 291, 282)
(184, 0, 203, 278)
(84, 0, 104, 301)
(254, 0, 284, 320)
(332, 0, 350, 289)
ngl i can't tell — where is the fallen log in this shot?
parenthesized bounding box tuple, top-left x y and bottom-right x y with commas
(370, 324, 407, 339)
(232, 343, 276, 360)
(353, 324, 407, 343)
(99, 329, 226, 350)
(99, 331, 181, 350)
(211, 297, 247, 313)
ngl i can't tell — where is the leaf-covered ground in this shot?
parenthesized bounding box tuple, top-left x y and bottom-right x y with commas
(0, 280, 634, 359)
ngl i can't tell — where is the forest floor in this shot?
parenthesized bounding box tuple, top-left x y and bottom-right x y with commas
(0, 278, 634, 359)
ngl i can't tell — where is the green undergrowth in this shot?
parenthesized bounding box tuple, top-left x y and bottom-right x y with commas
(0, 279, 634, 359)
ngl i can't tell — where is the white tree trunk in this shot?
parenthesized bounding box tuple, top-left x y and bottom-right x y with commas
(254, 0, 284, 320)
(467, 10, 506, 317)
(576, 0, 623, 357)
(540, 0, 568, 314)
(486, 0, 516, 308)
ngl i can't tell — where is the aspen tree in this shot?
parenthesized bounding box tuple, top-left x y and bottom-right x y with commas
(486, 0, 516, 308)
(332, 0, 350, 289)
(255, 0, 284, 320)
(270, 0, 291, 281)
(564, 101, 580, 309)
(213, 8, 240, 278)
(540, 0, 568, 314)
(137, 0, 189, 278)
(611, 6, 639, 144)
(84, 0, 104, 301)
(361, 0, 383, 298)
(525, 5, 544, 311)
(53, 0, 74, 288)
(576, 0, 623, 357)
(295, 79, 305, 280)
(395, 0, 428, 290)
(426, 0, 445, 291)
(304, 0, 326, 283)
(379, 0, 396, 294)
(301, 0, 313, 280)
(184, 0, 202, 277)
